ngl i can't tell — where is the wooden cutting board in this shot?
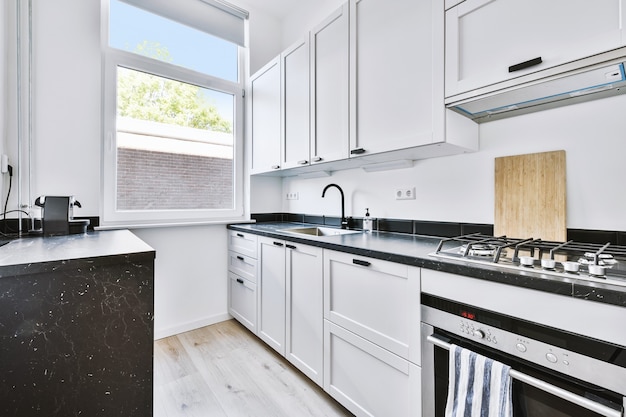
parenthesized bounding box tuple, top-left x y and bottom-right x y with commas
(494, 150, 566, 241)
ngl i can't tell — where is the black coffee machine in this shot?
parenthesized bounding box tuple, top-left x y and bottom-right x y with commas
(34, 196, 90, 237)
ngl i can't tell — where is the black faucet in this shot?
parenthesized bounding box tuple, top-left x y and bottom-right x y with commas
(322, 183, 348, 229)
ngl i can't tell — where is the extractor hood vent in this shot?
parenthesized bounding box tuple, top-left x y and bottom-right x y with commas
(447, 62, 626, 123)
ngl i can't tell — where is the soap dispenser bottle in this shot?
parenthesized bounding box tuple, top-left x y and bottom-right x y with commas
(363, 208, 374, 232)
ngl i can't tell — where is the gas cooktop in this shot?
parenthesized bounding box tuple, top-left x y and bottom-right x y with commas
(430, 233, 626, 287)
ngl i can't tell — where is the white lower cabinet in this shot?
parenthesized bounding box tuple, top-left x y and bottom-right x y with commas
(227, 231, 258, 334)
(285, 242, 323, 386)
(257, 236, 324, 381)
(257, 236, 287, 355)
(228, 272, 257, 333)
(324, 249, 421, 363)
(324, 321, 421, 417)
(246, 235, 422, 416)
(323, 249, 421, 416)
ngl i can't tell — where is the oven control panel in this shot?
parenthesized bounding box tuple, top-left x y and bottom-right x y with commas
(457, 315, 575, 370)
(459, 320, 497, 344)
(423, 306, 626, 397)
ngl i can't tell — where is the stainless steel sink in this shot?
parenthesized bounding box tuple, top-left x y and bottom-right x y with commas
(283, 226, 362, 236)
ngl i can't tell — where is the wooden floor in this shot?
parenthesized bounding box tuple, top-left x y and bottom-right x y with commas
(153, 319, 354, 417)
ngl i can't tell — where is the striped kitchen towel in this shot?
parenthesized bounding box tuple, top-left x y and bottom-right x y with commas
(445, 344, 513, 417)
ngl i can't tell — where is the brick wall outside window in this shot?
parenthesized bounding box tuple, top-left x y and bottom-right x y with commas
(117, 147, 233, 210)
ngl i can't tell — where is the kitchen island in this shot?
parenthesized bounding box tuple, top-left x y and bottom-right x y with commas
(0, 230, 155, 417)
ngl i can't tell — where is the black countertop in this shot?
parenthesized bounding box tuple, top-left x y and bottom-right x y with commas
(228, 222, 626, 307)
(0, 230, 155, 277)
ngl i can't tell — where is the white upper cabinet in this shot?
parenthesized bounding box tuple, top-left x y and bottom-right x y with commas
(281, 37, 311, 169)
(249, 0, 479, 176)
(250, 58, 282, 174)
(310, 4, 350, 165)
(349, 0, 434, 156)
(445, 0, 626, 98)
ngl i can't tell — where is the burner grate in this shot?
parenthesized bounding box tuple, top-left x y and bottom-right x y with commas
(433, 233, 626, 281)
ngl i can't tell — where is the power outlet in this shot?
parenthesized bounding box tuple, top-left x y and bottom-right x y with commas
(395, 187, 416, 200)
(286, 191, 299, 200)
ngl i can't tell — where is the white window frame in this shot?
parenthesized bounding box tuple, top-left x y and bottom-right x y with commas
(100, 0, 246, 227)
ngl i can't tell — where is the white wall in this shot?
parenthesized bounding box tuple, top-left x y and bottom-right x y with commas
(233, 0, 283, 75)
(131, 225, 230, 339)
(281, 94, 626, 231)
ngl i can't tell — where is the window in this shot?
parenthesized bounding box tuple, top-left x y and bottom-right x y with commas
(102, 0, 247, 226)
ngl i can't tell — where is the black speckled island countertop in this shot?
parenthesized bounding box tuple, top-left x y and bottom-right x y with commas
(228, 222, 626, 308)
(0, 230, 155, 417)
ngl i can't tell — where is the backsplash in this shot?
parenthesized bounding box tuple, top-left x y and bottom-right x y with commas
(251, 213, 626, 244)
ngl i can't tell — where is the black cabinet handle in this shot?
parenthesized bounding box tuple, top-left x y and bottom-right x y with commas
(353, 259, 371, 267)
(312, 156, 323, 162)
(297, 160, 308, 165)
(509, 57, 542, 73)
(273, 241, 284, 247)
(236, 278, 244, 284)
(351, 148, 366, 155)
(286, 244, 297, 250)
(236, 233, 244, 238)
(271, 165, 280, 170)
(236, 255, 244, 261)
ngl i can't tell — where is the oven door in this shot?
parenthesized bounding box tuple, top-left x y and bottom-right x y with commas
(421, 323, 625, 417)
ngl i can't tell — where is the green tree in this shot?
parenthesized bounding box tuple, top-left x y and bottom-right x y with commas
(117, 41, 232, 133)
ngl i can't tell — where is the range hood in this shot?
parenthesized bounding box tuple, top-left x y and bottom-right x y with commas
(447, 61, 626, 123)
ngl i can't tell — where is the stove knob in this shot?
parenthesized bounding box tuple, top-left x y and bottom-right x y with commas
(546, 353, 558, 363)
(473, 329, 485, 339)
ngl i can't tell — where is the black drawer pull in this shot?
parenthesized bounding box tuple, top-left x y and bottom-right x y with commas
(350, 148, 366, 155)
(236, 256, 244, 261)
(312, 156, 323, 162)
(286, 244, 297, 250)
(273, 242, 284, 247)
(236, 233, 244, 238)
(353, 259, 371, 267)
(236, 278, 244, 284)
(509, 57, 542, 73)
(271, 165, 280, 170)
(297, 160, 308, 165)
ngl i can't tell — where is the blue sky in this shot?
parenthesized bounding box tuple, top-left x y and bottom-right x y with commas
(109, 0, 237, 122)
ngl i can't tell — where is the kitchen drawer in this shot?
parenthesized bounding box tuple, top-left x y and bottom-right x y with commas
(323, 249, 421, 363)
(228, 230, 258, 258)
(324, 320, 421, 417)
(228, 250, 257, 283)
(228, 272, 257, 334)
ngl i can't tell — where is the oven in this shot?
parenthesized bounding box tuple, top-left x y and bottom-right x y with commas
(420, 292, 626, 416)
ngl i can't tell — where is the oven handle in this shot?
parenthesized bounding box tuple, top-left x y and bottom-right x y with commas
(427, 335, 623, 417)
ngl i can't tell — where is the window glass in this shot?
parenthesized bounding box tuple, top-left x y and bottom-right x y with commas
(109, 0, 238, 82)
(116, 67, 234, 211)
(102, 0, 245, 225)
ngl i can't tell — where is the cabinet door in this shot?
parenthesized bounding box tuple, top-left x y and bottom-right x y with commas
(250, 58, 281, 174)
(324, 321, 421, 417)
(445, 0, 624, 97)
(285, 243, 324, 386)
(310, 4, 350, 165)
(281, 37, 311, 169)
(228, 272, 257, 334)
(349, 0, 434, 157)
(324, 250, 421, 363)
(257, 237, 286, 355)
